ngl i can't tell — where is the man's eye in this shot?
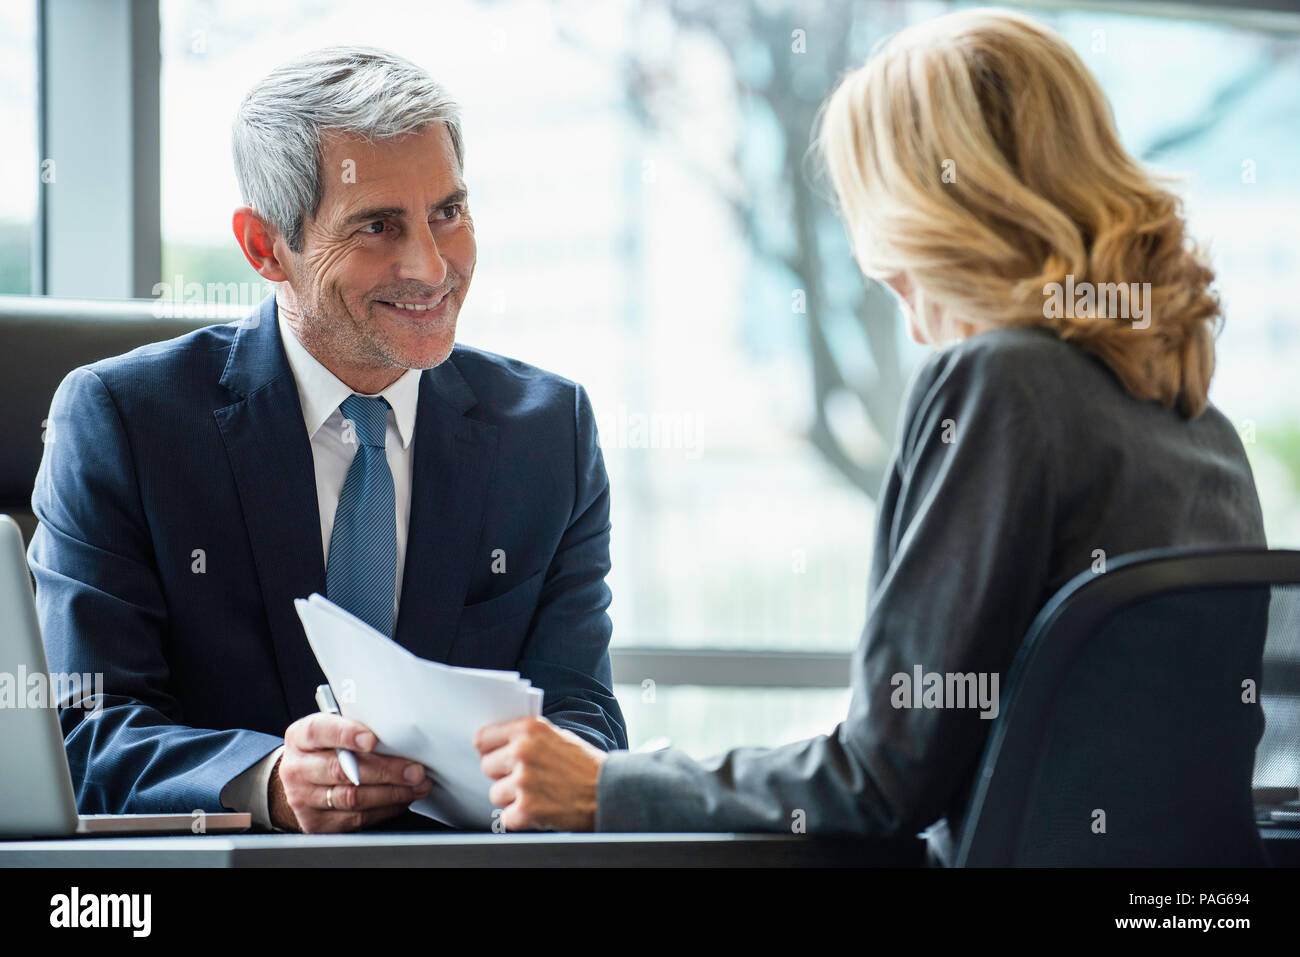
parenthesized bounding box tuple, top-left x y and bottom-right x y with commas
(438, 204, 462, 220)
(360, 221, 387, 235)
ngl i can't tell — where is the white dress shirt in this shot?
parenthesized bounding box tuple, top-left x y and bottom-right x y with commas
(220, 306, 422, 828)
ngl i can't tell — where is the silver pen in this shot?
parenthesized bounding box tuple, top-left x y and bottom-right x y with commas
(314, 683, 362, 786)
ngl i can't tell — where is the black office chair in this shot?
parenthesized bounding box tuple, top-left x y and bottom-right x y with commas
(953, 546, 1300, 867)
(0, 296, 215, 544)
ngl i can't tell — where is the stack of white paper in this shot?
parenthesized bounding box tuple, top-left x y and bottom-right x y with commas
(294, 593, 542, 829)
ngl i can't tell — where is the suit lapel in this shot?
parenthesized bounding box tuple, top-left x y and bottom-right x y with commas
(393, 358, 499, 662)
(213, 295, 327, 720)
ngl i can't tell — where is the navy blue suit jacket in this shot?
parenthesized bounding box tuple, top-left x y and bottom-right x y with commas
(28, 293, 627, 816)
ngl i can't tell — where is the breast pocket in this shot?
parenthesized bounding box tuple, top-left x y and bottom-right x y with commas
(450, 568, 547, 669)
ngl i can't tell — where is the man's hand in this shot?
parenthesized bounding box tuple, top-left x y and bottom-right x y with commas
(474, 716, 607, 831)
(270, 713, 432, 833)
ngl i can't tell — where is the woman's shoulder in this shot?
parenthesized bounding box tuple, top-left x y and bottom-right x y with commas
(899, 322, 1251, 489)
(915, 324, 1242, 434)
(900, 326, 1077, 430)
(916, 324, 1099, 387)
(901, 324, 1142, 428)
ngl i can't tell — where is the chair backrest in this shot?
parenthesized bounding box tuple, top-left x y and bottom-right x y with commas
(1252, 565, 1300, 813)
(0, 296, 221, 544)
(954, 546, 1300, 867)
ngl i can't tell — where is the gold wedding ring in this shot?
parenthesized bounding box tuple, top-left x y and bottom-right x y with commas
(326, 785, 335, 810)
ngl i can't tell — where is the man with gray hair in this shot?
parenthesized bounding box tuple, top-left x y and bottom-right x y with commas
(29, 46, 626, 833)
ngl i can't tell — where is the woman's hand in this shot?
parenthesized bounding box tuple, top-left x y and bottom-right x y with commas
(474, 717, 607, 831)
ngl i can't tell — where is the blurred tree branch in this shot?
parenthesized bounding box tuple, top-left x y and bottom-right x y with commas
(556, 0, 908, 500)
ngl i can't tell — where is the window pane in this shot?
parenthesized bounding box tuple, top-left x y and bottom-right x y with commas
(158, 0, 1300, 673)
(0, 0, 38, 294)
(158, 0, 879, 655)
(614, 684, 851, 757)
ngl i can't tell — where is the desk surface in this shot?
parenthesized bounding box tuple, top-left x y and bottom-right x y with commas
(8, 828, 1290, 868)
(0, 831, 928, 868)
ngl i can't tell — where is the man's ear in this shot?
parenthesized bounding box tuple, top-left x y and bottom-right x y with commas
(232, 207, 291, 282)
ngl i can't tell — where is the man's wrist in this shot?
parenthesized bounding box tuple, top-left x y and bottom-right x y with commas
(267, 753, 300, 832)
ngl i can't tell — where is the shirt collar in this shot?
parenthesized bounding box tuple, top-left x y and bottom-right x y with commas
(277, 307, 420, 449)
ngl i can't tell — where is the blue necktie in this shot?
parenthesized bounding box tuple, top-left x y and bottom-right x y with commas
(326, 394, 398, 638)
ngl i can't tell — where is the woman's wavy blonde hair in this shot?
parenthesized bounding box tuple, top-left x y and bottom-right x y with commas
(816, 7, 1220, 417)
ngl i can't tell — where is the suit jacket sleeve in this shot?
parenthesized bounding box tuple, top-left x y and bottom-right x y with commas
(594, 343, 1057, 834)
(28, 367, 284, 814)
(518, 383, 628, 751)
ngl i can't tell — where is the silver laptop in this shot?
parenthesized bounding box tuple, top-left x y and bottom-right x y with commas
(0, 514, 250, 838)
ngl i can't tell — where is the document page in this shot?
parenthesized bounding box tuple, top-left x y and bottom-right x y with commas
(295, 594, 542, 828)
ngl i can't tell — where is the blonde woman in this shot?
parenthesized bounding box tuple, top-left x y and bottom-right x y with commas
(474, 8, 1266, 861)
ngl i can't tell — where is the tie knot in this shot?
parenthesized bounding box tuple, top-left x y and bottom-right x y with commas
(339, 394, 390, 448)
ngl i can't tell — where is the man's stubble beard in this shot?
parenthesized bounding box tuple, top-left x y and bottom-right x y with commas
(353, 294, 461, 372)
(290, 279, 463, 375)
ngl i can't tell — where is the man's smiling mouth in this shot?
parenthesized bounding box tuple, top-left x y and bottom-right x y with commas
(376, 290, 449, 312)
